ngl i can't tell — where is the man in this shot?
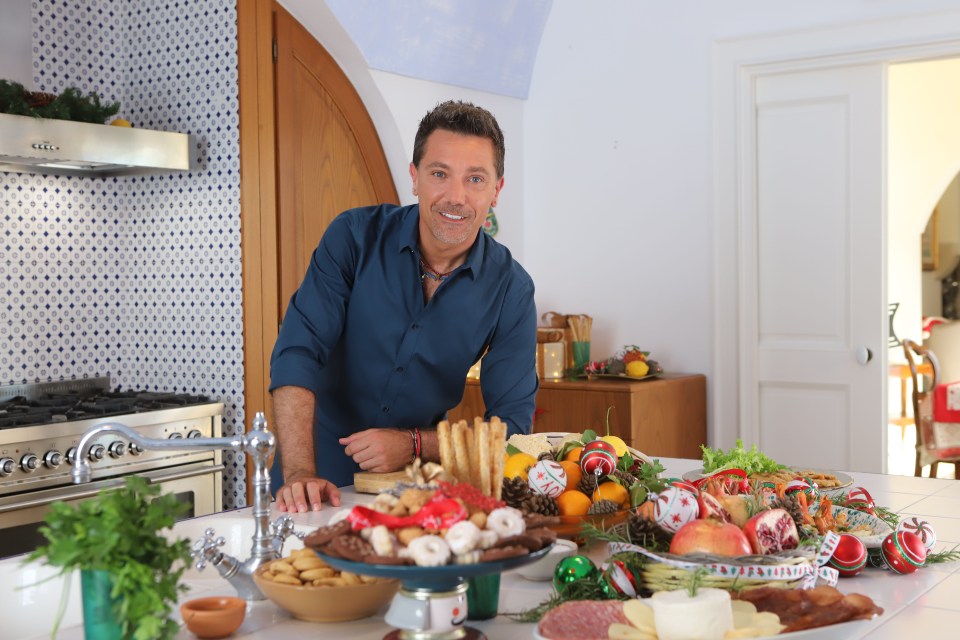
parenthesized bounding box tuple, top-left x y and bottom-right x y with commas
(269, 100, 539, 512)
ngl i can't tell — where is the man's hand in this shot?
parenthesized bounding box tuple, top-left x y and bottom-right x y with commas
(274, 474, 341, 513)
(340, 429, 412, 472)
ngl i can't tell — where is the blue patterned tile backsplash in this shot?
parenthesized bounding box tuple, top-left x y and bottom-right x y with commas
(0, 0, 246, 507)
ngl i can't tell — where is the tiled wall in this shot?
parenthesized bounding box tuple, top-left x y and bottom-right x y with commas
(0, 0, 246, 507)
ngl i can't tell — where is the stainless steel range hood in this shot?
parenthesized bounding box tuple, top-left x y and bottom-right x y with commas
(0, 113, 194, 176)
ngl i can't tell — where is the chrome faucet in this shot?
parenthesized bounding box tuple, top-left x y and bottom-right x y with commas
(72, 411, 297, 600)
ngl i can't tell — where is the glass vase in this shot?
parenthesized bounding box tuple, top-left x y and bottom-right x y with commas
(81, 569, 123, 640)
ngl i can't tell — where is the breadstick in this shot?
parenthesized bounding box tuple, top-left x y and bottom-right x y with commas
(452, 420, 472, 485)
(490, 418, 507, 500)
(437, 420, 457, 479)
(467, 423, 482, 488)
(477, 421, 491, 496)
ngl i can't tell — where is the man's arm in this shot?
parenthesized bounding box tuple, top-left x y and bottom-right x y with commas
(271, 385, 340, 512)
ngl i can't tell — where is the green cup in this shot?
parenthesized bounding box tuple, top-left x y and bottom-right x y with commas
(81, 569, 123, 640)
(572, 341, 591, 371)
(466, 573, 500, 620)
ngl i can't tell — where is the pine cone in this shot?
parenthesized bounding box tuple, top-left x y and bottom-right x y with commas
(587, 499, 621, 516)
(578, 473, 603, 495)
(522, 494, 560, 517)
(627, 513, 674, 550)
(502, 476, 531, 509)
(611, 469, 637, 487)
(537, 450, 556, 462)
(773, 492, 807, 533)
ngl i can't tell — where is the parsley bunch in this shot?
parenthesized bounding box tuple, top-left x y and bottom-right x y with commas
(28, 476, 191, 640)
(701, 439, 786, 475)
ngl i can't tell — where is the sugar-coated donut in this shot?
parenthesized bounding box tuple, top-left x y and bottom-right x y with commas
(406, 534, 451, 567)
(486, 506, 526, 538)
(369, 525, 396, 557)
(477, 529, 499, 550)
(444, 520, 482, 555)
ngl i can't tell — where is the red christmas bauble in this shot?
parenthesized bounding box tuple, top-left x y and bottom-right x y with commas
(828, 533, 867, 577)
(580, 439, 618, 476)
(880, 531, 927, 574)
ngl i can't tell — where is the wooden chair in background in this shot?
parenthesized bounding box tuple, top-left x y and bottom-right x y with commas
(903, 339, 960, 478)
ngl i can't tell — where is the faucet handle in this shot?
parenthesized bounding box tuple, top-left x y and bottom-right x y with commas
(191, 527, 227, 571)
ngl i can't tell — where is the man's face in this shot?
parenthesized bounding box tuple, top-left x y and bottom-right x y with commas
(410, 129, 504, 251)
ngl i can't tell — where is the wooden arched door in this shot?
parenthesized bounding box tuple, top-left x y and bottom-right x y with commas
(274, 5, 399, 316)
(238, 0, 399, 499)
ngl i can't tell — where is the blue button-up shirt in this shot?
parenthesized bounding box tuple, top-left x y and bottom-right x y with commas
(269, 203, 538, 487)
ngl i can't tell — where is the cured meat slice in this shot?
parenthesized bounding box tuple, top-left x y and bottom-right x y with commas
(538, 600, 628, 640)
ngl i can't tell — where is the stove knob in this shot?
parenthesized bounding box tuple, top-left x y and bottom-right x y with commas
(43, 451, 62, 469)
(168, 432, 184, 440)
(0, 458, 14, 477)
(108, 441, 126, 458)
(65, 447, 77, 465)
(20, 453, 39, 472)
(88, 444, 106, 461)
(129, 443, 143, 456)
(187, 430, 203, 439)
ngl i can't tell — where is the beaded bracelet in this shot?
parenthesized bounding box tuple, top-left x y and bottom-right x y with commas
(408, 428, 422, 463)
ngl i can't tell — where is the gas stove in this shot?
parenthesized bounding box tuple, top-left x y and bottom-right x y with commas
(0, 377, 224, 497)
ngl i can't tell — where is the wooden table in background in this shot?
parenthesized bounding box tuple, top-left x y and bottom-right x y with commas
(888, 362, 934, 438)
(448, 373, 707, 458)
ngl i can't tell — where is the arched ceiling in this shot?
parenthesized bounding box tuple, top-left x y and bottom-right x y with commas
(325, 0, 553, 99)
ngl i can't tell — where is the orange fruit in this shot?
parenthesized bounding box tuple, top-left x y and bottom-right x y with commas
(557, 490, 592, 517)
(503, 452, 537, 481)
(559, 461, 582, 491)
(592, 482, 629, 508)
(564, 446, 583, 463)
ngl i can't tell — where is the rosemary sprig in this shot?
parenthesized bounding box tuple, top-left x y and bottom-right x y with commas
(687, 566, 709, 597)
(503, 578, 615, 623)
(926, 544, 960, 565)
(829, 493, 900, 528)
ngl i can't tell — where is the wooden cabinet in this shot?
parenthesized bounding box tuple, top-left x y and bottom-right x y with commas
(448, 374, 707, 458)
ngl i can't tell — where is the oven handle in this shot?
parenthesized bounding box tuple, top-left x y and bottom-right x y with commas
(0, 464, 224, 513)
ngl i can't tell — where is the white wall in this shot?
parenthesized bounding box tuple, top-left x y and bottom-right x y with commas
(889, 59, 960, 355)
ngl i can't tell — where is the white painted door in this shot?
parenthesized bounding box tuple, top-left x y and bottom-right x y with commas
(744, 64, 885, 473)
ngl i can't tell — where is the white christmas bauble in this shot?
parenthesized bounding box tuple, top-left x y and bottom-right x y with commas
(527, 460, 567, 498)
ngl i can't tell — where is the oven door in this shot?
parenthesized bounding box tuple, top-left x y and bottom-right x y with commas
(0, 463, 223, 559)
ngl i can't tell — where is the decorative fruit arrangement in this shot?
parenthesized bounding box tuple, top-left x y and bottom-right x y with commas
(583, 345, 664, 378)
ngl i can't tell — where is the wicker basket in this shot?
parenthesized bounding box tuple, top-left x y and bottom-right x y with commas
(608, 537, 840, 593)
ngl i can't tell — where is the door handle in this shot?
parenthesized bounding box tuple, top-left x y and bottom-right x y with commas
(856, 346, 873, 365)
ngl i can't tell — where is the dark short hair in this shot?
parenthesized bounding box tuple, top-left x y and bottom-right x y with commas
(412, 100, 505, 178)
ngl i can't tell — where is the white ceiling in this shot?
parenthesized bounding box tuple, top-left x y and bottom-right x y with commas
(325, 0, 553, 99)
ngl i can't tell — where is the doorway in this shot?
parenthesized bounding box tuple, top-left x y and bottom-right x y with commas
(714, 13, 960, 475)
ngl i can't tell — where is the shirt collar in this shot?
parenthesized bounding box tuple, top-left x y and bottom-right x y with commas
(399, 205, 486, 279)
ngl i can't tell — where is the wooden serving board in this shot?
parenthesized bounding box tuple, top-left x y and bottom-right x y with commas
(353, 470, 407, 494)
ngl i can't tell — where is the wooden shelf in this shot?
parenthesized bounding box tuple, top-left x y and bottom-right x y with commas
(448, 373, 707, 458)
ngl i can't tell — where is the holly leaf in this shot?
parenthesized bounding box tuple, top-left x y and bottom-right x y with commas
(581, 429, 597, 443)
(618, 451, 635, 472)
(629, 483, 648, 507)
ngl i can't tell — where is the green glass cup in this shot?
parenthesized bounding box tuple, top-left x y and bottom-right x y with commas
(572, 341, 591, 371)
(81, 569, 123, 640)
(466, 573, 501, 620)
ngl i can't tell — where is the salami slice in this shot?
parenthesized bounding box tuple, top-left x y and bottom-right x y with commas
(538, 600, 628, 640)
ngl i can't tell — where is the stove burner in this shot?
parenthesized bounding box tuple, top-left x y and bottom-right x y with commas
(0, 389, 212, 429)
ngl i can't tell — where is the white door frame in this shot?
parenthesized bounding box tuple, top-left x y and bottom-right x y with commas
(713, 11, 960, 450)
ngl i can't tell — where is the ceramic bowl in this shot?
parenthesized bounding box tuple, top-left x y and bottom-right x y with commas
(179, 596, 246, 639)
(253, 567, 400, 622)
(514, 538, 579, 581)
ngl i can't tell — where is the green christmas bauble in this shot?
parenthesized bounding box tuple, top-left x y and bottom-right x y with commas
(553, 555, 598, 592)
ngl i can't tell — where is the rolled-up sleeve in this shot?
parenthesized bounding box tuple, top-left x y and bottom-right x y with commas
(269, 214, 358, 396)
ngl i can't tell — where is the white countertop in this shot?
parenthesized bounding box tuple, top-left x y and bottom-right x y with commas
(4, 458, 959, 639)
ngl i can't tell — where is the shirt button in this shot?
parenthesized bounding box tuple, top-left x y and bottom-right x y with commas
(395, 366, 404, 373)
(411, 323, 419, 330)
(382, 406, 390, 413)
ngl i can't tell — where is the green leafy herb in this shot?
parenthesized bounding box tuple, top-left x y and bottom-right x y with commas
(617, 451, 635, 472)
(581, 429, 597, 444)
(0, 80, 120, 123)
(687, 566, 709, 598)
(926, 544, 960, 565)
(700, 439, 786, 475)
(26, 476, 191, 640)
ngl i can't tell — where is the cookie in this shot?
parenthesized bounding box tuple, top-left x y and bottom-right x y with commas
(493, 534, 543, 552)
(523, 514, 560, 529)
(526, 527, 558, 547)
(328, 533, 375, 562)
(479, 545, 529, 563)
(303, 520, 351, 548)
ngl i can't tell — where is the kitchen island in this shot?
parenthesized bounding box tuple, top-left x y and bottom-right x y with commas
(3, 458, 959, 639)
